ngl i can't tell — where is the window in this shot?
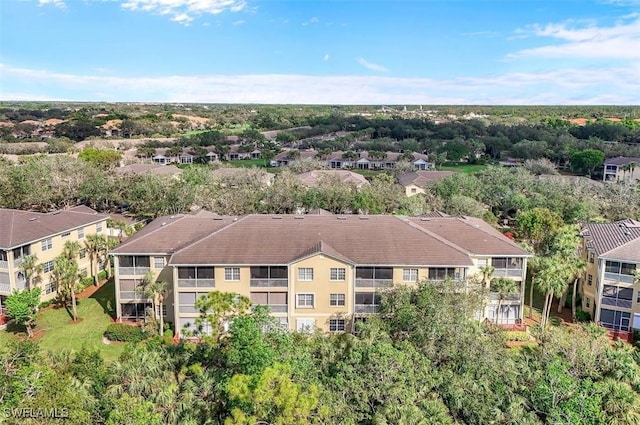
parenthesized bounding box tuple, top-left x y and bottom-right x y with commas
(296, 293, 314, 308)
(162, 304, 168, 317)
(78, 249, 86, 259)
(428, 268, 457, 280)
(0, 250, 7, 262)
(330, 294, 346, 307)
(43, 260, 54, 273)
(588, 252, 595, 264)
(77, 228, 84, 239)
(96, 223, 103, 233)
(61, 231, 70, 238)
(80, 268, 87, 277)
(585, 297, 590, 308)
(44, 280, 57, 295)
(599, 309, 631, 332)
(12, 245, 30, 260)
(411, 188, 417, 194)
(477, 259, 488, 267)
(403, 268, 418, 282)
(330, 268, 346, 281)
(298, 268, 314, 281)
(329, 319, 346, 332)
(154, 257, 166, 269)
(296, 318, 315, 333)
(587, 274, 593, 286)
(225, 267, 240, 281)
(491, 257, 523, 269)
(41, 238, 53, 251)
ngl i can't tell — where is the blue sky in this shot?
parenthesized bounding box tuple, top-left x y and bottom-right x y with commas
(0, 0, 639, 104)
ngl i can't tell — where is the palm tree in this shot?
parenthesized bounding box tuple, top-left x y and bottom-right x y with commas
(478, 264, 495, 289)
(490, 277, 518, 325)
(62, 240, 80, 260)
(537, 256, 572, 328)
(53, 255, 81, 321)
(142, 270, 168, 335)
(19, 254, 43, 291)
(85, 234, 106, 285)
(101, 238, 119, 280)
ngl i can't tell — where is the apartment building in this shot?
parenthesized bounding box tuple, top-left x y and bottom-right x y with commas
(110, 213, 531, 336)
(602, 157, 640, 184)
(0, 206, 110, 305)
(580, 219, 640, 333)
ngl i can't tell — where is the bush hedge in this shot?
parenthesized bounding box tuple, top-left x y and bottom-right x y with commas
(575, 309, 591, 322)
(104, 323, 148, 342)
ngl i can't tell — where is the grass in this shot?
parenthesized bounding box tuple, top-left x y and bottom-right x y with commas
(439, 164, 489, 174)
(227, 158, 270, 168)
(0, 280, 126, 363)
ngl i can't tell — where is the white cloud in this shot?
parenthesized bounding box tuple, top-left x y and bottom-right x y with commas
(232, 19, 245, 25)
(120, 0, 246, 25)
(510, 16, 640, 59)
(357, 58, 388, 72)
(323, 53, 329, 61)
(38, 0, 66, 8)
(2, 62, 638, 104)
(302, 16, 319, 26)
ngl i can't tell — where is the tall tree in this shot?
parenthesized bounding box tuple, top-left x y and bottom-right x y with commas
(52, 256, 81, 321)
(84, 234, 106, 285)
(141, 270, 168, 335)
(19, 254, 43, 291)
(490, 277, 518, 325)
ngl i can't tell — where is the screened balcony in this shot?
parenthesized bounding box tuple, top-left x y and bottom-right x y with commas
(250, 292, 288, 313)
(177, 267, 215, 288)
(250, 266, 288, 288)
(355, 292, 381, 314)
(491, 258, 524, 278)
(603, 261, 637, 285)
(355, 267, 393, 288)
(118, 256, 151, 276)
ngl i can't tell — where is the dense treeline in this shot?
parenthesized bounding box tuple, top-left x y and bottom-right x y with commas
(1, 155, 639, 221)
(2, 283, 640, 424)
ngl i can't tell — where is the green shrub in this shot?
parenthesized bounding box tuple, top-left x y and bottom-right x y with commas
(503, 331, 530, 342)
(97, 270, 108, 280)
(104, 323, 147, 342)
(575, 309, 591, 322)
(39, 300, 52, 309)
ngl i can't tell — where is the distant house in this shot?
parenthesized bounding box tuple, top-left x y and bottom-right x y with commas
(270, 149, 318, 167)
(603, 157, 640, 183)
(152, 155, 170, 165)
(114, 164, 183, 178)
(295, 170, 370, 189)
(323, 151, 432, 170)
(397, 171, 455, 196)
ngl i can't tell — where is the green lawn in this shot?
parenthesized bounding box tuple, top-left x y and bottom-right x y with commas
(0, 281, 126, 362)
(227, 158, 270, 168)
(438, 164, 489, 174)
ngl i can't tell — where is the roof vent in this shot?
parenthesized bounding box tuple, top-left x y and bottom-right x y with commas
(213, 217, 223, 221)
(170, 215, 176, 219)
(337, 216, 347, 220)
(272, 216, 282, 219)
(233, 218, 238, 222)
(161, 222, 167, 226)
(294, 216, 304, 219)
(28, 217, 37, 222)
(52, 211, 61, 215)
(420, 218, 430, 221)
(624, 231, 631, 236)
(359, 216, 369, 220)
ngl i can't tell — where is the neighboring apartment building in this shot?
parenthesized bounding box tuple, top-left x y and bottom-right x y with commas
(111, 213, 530, 336)
(602, 156, 640, 184)
(580, 219, 640, 333)
(0, 206, 110, 306)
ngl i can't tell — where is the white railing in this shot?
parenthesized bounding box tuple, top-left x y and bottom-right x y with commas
(0, 283, 10, 293)
(0, 260, 8, 269)
(13, 257, 24, 267)
(603, 272, 634, 285)
(601, 297, 633, 309)
(179, 304, 199, 314)
(178, 279, 215, 288)
(493, 269, 523, 278)
(15, 280, 26, 291)
(355, 304, 380, 314)
(488, 293, 521, 302)
(253, 304, 288, 313)
(249, 279, 288, 288)
(355, 279, 393, 288)
(118, 267, 150, 276)
(119, 291, 148, 300)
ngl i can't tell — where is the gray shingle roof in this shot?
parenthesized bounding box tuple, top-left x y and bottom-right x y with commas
(582, 220, 640, 262)
(0, 207, 109, 249)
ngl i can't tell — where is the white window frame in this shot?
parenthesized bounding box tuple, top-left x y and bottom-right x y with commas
(225, 267, 240, 281)
(41, 238, 53, 251)
(79, 249, 87, 259)
(329, 319, 346, 332)
(587, 274, 593, 286)
(96, 223, 103, 233)
(45, 280, 57, 295)
(296, 293, 315, 308)
(298, 267, 314, 281)
(61, 231, 70, 239)
(43, 260, 54, 273)
(154, 257, 166, 269)
(330, 293, 345, 307)
(77, 228, 85, 239)
(477, 259, 488, 267)
(296, 318, 316, 333)
(330, 268, 346, 281)
(402, 268, 418, 282)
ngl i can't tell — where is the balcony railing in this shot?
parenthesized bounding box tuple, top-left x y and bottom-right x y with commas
(179, 304, 199, 314)
(15, 280, 26, 291)
(603, 272, 634, 285)
(249, 278, 288, 288)
(13, 257, 24, 267)
(355, 304, 380, 314)
(493, 269, 523, 278)
(178, 278, 215, 288)
(119, 291, 149, 300)
(0, 283, 10, 293)
(0, 260, 8, 269)
(601, 297, 633, 309)
(355, 278, 393, 288)
(253, 304, 288, 313)
(488, 292, 521, 302)
(118, 267, 151, 276)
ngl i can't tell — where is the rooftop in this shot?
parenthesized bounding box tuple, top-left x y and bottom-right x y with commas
(397, 171, 455, 187)
(582, 219, 640, 262)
